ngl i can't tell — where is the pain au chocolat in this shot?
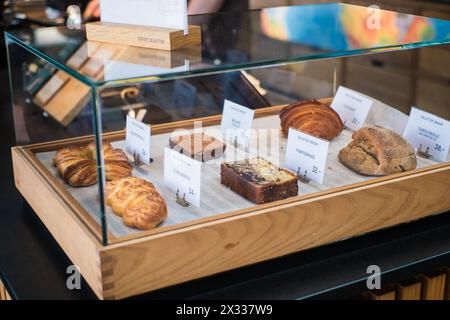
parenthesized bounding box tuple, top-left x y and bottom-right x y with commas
(53, 141, 132, 187)
(280, 99, 343, 141)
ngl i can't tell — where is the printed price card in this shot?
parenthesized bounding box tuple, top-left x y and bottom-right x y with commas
(164, 148, 202, 207)
(125, 115, 151, 165)
(331, 86, 373, 131)
(284, 128, 330, 184)
(220, 100, 255, 147)
(404, 107, 450, 161)
(101, 0, 188, 34)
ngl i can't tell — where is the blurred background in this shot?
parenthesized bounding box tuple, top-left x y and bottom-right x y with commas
(1, 0, 449, 146)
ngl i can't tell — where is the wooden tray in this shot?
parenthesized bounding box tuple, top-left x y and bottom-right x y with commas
(11, 99, 450, 299)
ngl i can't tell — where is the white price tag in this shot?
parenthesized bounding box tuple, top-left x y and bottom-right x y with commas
(404, 107, 450, 161)
(125, 115, 151, 165)
(284, 128, 329, 184)
(220, 100, 255, 146)
(100, 0, 189, 35)
(164, 148, 202, 207)
(331, 86, 373, 131)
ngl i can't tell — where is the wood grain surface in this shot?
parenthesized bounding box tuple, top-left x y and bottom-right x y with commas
(420, 271, 446, 300)
(395, 278, 422, 300)
(99, 166, 450, 299)
(12, 148, 104, 299)
(86, 22, 201, 51)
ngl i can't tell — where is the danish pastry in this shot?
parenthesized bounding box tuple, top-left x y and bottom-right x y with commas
(105, 177, 167, 230)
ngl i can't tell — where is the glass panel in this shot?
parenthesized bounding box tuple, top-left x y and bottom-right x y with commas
(94, 45, 449, 243)
(6, 4, 449, 248)
(5, 3, 450, 87)
(5, 33, 108, 244)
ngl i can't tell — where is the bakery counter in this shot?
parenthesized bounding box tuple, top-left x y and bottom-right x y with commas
(2, 95, 450, 299)
(1, 188, 449, 300)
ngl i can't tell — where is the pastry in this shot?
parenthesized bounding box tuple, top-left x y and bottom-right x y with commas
(105, 177, 167, 230)
(169, 133, 226, 162)
(53, 141, 132, 187)
(123, 193, 168, 230)
(221, 158, 299, 204)
(279, 99, 343, 140)
(338, 126, 417, 176)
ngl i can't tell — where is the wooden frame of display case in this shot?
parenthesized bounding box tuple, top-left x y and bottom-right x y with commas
(11, 99, 450, 300)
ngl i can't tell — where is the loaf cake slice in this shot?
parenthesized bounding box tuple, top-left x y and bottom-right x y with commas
(169, 133, 226, 162)
(221, 158, 299, 204)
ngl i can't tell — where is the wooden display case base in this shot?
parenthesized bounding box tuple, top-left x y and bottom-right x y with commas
(11, 104, 450, 300)
(86, 22, 202, 51)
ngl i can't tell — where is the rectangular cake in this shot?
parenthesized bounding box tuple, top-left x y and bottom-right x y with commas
(221, 158, 299, 204)
(169, 133, 226, 162)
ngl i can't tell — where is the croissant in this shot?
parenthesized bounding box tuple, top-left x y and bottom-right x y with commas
(53, 141, 132, 187)
(106, 177, 167, 230)
(280, 100, 344, 141)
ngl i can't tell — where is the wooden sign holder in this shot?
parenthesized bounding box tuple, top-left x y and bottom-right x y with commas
(86, 22, 202, 51)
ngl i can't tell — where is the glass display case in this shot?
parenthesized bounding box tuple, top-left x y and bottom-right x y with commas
(5, 3, 450, 300)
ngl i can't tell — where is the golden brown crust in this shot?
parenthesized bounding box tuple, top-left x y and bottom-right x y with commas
(338, 126, 417, 176)
(279, 99, 343, 141)
(53, 141, 132, 187)
(123, 193, 167, 230)
(105, 177, 167, 230)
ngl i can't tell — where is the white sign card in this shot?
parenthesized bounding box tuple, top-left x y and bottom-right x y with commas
(100, 0, 189, 35)
(331, 86, 373, 131)
(125, 115, 151, 165)
(284, 128, 330, 184)
(404, 107, 450, 162)
(220, 100, 255, 147)
(164, 148, 202, 207)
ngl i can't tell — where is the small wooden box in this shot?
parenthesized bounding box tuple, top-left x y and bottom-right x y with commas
(11, 101, 450, 299)
(86, 22, 202, 51)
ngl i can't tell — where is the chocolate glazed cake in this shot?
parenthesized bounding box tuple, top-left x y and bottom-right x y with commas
(221, 158, 299, 205)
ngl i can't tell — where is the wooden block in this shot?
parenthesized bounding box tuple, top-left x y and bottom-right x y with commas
(0, 281, 5, 300)
(66, 42, 96, 70)
(34, 71, 70, 106)
(0, 278, 11, 300)
(420, 271, 446, 300)
(442, 267, 450, 300)
(43, 77, 92, 127)
(86, 22, 201, 51)
(367, 287, 396, 300)
(395, 278, 422, 300)
(87, 41, 202, 69)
